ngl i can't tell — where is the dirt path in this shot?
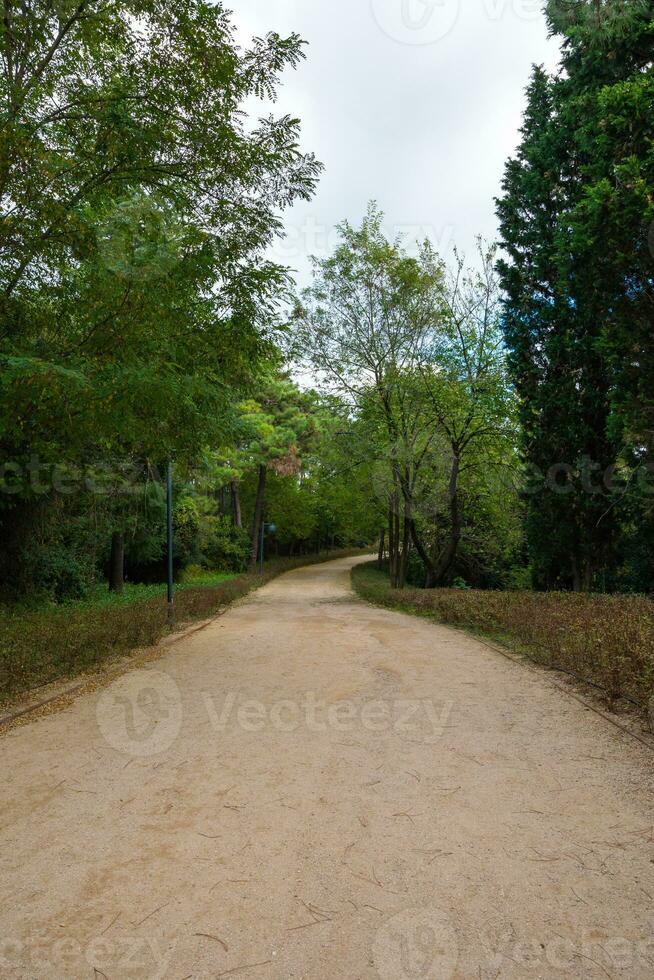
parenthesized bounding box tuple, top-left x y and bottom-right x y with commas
(1, 556, 654, 979)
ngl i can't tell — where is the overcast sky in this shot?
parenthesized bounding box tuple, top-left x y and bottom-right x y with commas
(233, 0, 561, 286)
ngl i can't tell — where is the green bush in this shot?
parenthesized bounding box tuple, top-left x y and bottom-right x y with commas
(201, 516, 251, 572)
(352, 562, 654, 710)
(19, 541, 96, 602)
(173, 495, 203, 567)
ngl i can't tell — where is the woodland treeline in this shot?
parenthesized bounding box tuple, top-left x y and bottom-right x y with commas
(0, 0, 652, 603)
(0, 0, 372, 600)
(497, 0, 654, 592)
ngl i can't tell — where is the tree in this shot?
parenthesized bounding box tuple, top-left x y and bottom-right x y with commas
(0, 0, 321, 595)
(497, 64, 614, 590)
(227, 375, 318, 567)
(295, 206, 516, 589)
(407, 248, 517, 587)
(294, 203, 445, 587)
(550, 0, 654, 589)
(497, 0, 654, 591)
(0, 0, 321, 454)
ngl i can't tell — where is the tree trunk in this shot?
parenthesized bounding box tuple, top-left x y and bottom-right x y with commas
(385, 486, 412, 590)
(408, 451, 462, 589)
(388, 501, 397, 588)
(397, 500, 411, 588)
(109, 531, 124, 593)
(231, 478, 242, 528)
(408, 515, 433, 583)
(431, 453, 462, 585)
(377, 529, 385, 570)
(249, 464, 267, 568)
(572, 556, 593, 593)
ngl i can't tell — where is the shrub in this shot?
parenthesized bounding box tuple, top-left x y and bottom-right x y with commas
(0, 548, 367, 702)
(19, 541, 96, 602)
(352, 563, 654, 710)
(201, 516, 251, 572)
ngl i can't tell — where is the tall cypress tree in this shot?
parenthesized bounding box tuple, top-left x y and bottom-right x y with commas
(497, 0, 653, 591)
(553, 0, 654, 591)
(549, 0, 654, 444)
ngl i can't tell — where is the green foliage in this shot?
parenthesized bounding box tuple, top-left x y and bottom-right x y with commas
(497, 0, 654, 592)
(172, 495, 202, 567)
(295, 207, 520, 589)
(0, 0, 321, 460)
(231, 375, 319, 478)
(179, 567, 237, 588)
(18, 540, 96, 602)
(0, 0, 323, 598)
(199, 515, 251, 573)
(264, 475, 318, 546)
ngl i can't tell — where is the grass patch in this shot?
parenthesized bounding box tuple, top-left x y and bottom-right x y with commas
(0, 550, 367, 703)
(0, 570, 237, 616)
(352, 562, 654, 711)
(63, 573, 237, 611)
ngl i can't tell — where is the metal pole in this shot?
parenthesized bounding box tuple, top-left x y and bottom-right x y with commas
(166, 460, 175, 624)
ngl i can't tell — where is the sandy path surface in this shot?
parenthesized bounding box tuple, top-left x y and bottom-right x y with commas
(1, 556, 654, 979)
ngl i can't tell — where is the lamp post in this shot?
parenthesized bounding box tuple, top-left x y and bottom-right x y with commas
(259, 521, 276, 573)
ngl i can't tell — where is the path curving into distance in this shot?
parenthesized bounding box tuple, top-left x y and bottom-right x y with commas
(1, 556, 653, 978)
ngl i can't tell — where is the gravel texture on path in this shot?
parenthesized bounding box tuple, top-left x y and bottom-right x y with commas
(1, 556, 653, 979)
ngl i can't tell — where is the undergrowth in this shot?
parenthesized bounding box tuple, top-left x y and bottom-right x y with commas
(0, 550, 365, 702)
(352, 562, 654, 711)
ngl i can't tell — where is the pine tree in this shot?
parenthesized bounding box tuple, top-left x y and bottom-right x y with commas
(497, 69, 615, 590)
(556, 0, 654, 591)
(551, 0, 654, 450)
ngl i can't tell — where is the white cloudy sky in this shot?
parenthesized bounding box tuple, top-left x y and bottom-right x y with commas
(232, 0, 561, 286)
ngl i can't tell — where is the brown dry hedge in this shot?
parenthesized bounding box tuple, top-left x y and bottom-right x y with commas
(0, 551, 366, 702)
(352, 563, 654, 710)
